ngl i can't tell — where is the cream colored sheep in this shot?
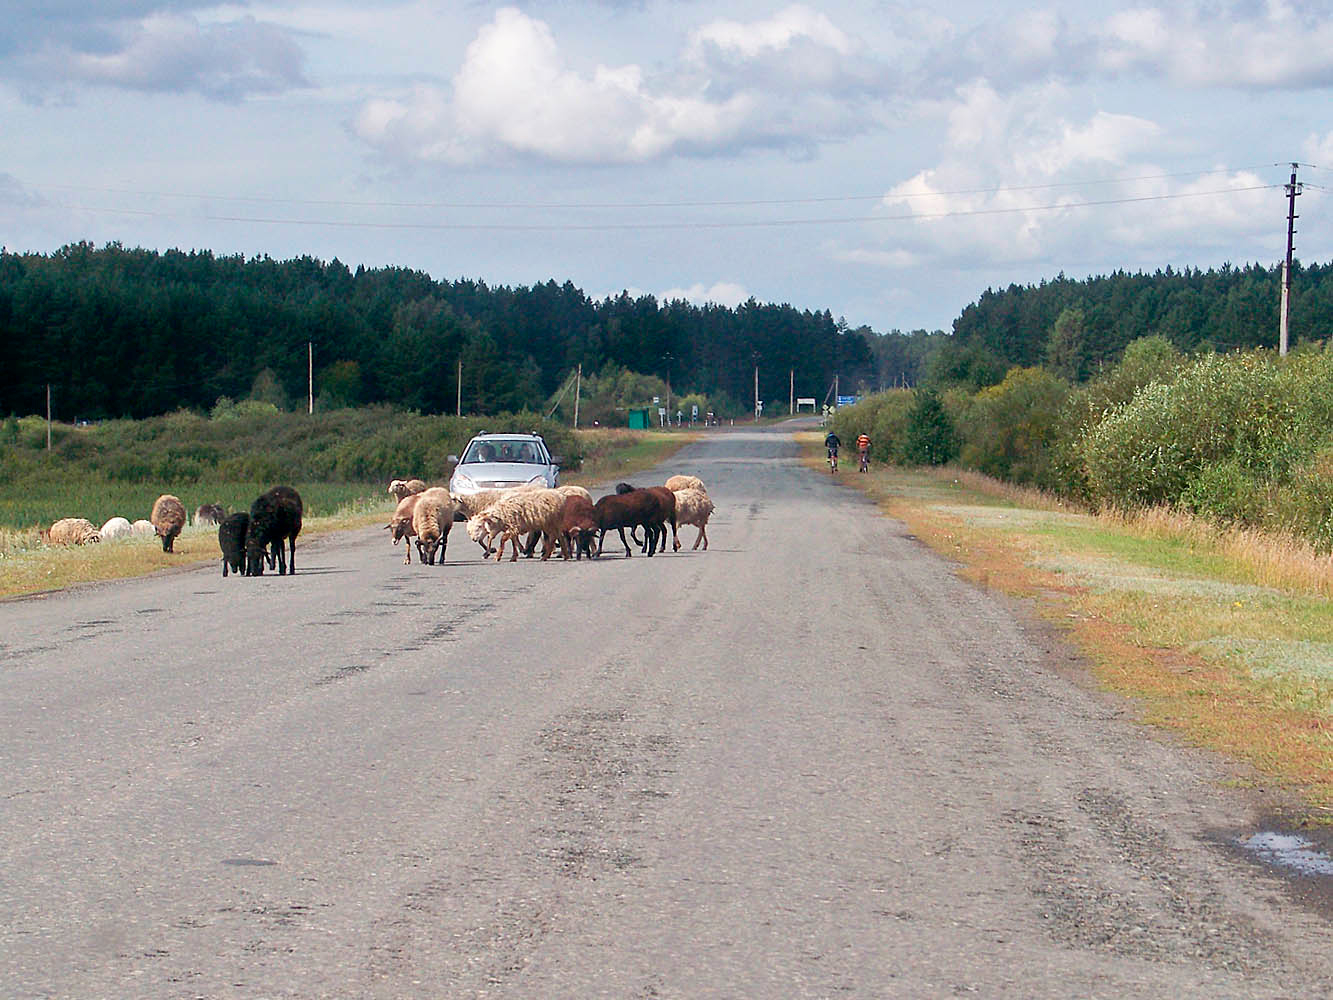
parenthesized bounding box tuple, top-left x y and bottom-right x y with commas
(554, 484, 593, 503)
(386, 493, 422, 564)
(411, 487, 457, 565)
(672, 488, 715, 551)
(49, 518, 101, 545)
(130, 519, 154, 537)
(389, 478, 428, 501)
(150, 494, 188, 553)
(99, 516, 132, 541)
(664, 474, 706, 493)
(474, 488, 567, 562)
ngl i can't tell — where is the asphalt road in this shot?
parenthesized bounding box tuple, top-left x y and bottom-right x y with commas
(3, 424, 1331, 999)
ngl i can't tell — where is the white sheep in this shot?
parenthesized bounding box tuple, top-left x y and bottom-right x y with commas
(388, 478, 428, 501)
(554, 484, 594, 503)
(473, 488, 567, 562)
(130, 519, 155, 537)
(411, 487, 457, 565)
(99, 516, 132, 541)
(664, 474, 706, 494)
(48, 518, 101, 545)
(672, 488, 715, 551)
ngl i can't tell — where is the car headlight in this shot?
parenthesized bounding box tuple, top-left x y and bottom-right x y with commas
(527, 474, 546, 486)
(453, 473, 477, 492)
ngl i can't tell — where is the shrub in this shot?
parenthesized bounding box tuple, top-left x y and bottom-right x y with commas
(956, 366, 1070, 488)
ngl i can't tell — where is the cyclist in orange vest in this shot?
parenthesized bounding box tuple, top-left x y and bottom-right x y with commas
(856, 432, 871, 472)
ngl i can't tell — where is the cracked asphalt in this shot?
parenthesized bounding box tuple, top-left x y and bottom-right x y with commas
(2, 423, 1330, 998)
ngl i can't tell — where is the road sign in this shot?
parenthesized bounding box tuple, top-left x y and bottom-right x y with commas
(837, 395, 858, 407)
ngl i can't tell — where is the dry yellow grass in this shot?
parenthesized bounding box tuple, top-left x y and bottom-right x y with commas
(797, 433, 1333, 818)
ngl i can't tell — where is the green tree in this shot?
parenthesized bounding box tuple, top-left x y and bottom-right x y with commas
(1044, 307, 1089, 382)
(902, 388, 957, 466)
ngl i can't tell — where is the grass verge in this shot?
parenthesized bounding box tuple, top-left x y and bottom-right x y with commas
(797, 432, 1333, 822)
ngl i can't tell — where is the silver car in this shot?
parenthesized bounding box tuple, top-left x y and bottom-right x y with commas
(448, 433, 561, 496)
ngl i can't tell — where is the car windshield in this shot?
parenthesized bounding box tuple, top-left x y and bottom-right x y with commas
(462, 439, 546, 464)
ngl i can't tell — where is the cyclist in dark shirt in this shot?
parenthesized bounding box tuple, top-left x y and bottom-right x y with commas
(824, 431, 841, 467)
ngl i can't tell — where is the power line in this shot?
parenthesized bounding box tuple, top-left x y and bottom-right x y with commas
(47, 184, 1281, 233)
(36, 165, 1278, 212)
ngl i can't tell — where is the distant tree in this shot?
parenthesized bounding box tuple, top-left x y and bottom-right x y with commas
(1044, 307, 1089, 382)
(902, 388, 957, 466)
(249, 368, 289, 410)
(316, 360, 363, 410)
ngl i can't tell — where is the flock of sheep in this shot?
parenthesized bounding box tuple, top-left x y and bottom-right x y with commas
(41, 473, 715, 579)
(47, 493, 198, 552)
(385, 474, 715, 566)
(45, 487, 304, 579)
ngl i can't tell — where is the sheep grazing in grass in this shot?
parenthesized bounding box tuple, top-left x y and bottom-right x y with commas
(150, 494, 187, 553)
(195, 503, 226, 527)
(218, 512, 250, 577)
(386, 493, 422, 564)
(130, 519, 154, 537)
(388, 478, 428, 501)
(99, 516, 132, 541)
(246, 485, 303, 576)
(672, 488, 715, 550)
(664, 474, 706, 494)
(474, 488, 567, 561)
(49, 518, 101, 546)
(412, 487, 457, 565)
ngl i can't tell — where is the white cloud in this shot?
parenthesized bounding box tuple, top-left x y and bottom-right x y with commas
(658, 281, 749, 308)
(688, 5, 851, 61)
(872, 83, 1269, 265)
(352, 5, 887, 166)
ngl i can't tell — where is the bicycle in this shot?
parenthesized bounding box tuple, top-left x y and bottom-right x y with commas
(858, 449, 869, 473)
(827, 448, 839, 473)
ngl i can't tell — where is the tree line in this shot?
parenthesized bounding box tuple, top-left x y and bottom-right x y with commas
(0, 242, 874, 421)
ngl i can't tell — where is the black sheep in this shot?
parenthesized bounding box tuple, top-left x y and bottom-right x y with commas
(245, 486, 303, 576)
(218, 512, 249, 578)
(593, 489, 668, 557)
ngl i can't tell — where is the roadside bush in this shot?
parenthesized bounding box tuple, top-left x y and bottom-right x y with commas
(956, 367, 1069, 488)
(902, 388, 958, 466)
(827, 391, 912, 464)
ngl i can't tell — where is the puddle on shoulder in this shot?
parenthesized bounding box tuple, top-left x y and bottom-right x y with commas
(1240, 832, 1333, 876)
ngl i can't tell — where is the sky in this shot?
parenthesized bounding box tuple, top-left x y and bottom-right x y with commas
(2, 0, 1331, 335)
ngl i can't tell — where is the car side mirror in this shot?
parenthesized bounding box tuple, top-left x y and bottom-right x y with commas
(447, 455, 459, 465)
(549, 455, 564, 467)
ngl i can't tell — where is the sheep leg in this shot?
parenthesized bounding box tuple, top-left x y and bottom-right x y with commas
(693, 525, 707, 550)
(288, 536, 297, 574)
(617, 527, 632, 557)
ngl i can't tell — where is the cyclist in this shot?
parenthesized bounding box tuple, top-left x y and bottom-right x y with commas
(856, 432, 871, 472)
(824, 430, 841, 472)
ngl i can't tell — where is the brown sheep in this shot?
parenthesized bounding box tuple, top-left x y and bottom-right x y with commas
(558, 494, 599, 560)
(150, 494, 187, 552)
(386, 493, 423, 564)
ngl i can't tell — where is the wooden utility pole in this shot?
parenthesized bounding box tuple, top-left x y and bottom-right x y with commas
(457, 359, 463, 416)
(789, 369, 794, 415)
(754, 364, 759, 422)
(573, 363, 581, 429)
(1280, 162, 1303, 356)
(46, 384, 51, 452)
(308, 342, 314, 414)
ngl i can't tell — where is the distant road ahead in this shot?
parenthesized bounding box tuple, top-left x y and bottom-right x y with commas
(2, 424, 1329, 998)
